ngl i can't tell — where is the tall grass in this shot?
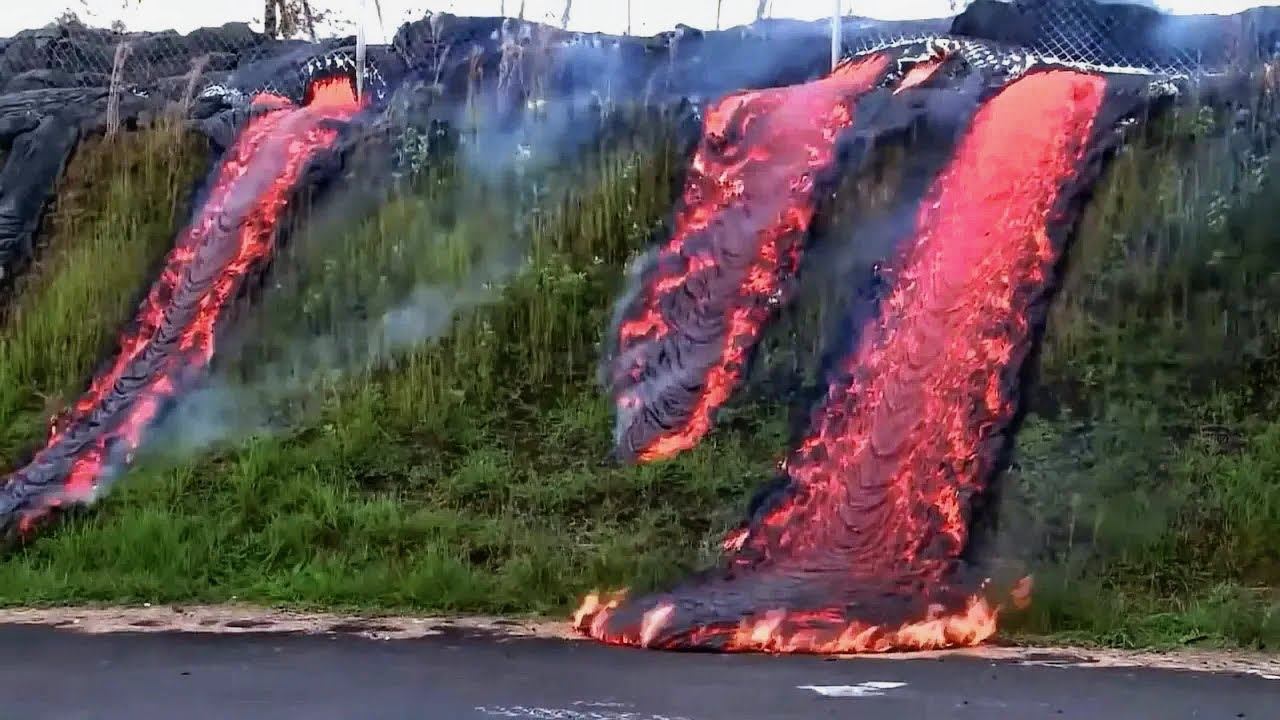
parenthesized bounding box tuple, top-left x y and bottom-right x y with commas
(0, 109, 789, 613)
(0, 120, 206, 460)
(1000, 97, 1280, 649)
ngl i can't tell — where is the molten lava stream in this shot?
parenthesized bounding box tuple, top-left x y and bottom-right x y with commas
(577, 69, 1108, 653)
(607, 53, 890, 463)
(0, 77, 362, 535)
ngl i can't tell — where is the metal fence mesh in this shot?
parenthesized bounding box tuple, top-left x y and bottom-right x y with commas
(846, 28, 944, 59)
(2, 23, 265, 89)
(840, 0, 1212, 76)
(0, 0, 1261, 94)
(1029, 0, 1207, 75)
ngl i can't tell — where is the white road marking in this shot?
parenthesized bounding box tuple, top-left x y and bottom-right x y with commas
(797, 681, 909, 698)
(474, 706, 694, 720)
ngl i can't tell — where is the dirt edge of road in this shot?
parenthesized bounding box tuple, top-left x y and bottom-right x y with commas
(2, 604, 1277, 681)
(0, 604, 577, 641)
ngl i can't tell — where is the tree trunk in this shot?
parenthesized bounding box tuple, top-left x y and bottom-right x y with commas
(716, 0, 723, 30)
(264, 0, 279, 38)
(279, 2, 296, 40)
(300, 0, 317, 41)
(757, 0, 769, 21)
(561, 0, 573, 29)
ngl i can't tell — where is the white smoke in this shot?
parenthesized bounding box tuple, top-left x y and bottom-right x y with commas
(153, 219, 523, 457)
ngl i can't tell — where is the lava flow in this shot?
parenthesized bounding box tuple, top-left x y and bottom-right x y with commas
(576, 68, 1108, 653)
(605, 53, 890, 463)
(0, 76, 362, 535)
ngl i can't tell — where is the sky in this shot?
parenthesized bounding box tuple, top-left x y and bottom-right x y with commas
(3, 0, 1278, 42)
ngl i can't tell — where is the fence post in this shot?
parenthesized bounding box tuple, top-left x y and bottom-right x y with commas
(106, 42, 133, 137)
(357, 0, 367, 101)
(832, 0, 842, 71)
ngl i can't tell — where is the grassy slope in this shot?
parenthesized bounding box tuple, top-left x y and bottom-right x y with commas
(0, 121, 206, 458)
(1000, 103, 1280, 648)
(0, 103, 1277, 649)
(0, 122, 788, 614)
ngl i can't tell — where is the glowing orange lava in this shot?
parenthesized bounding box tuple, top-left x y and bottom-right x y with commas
(608, 54, 891, 463)
(578, 68, 1108, 654)
(895, 56, 947, 94)
(3, 76, 362, 534)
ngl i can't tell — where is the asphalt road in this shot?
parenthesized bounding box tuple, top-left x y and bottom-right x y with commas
(2, 624, 1275, 720)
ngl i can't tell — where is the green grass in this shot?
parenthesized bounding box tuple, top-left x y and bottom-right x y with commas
(997, 100, 1280, 649)
(0, 120, 206, 458)
(0, 98, 1278, 652)
(0, 113, 790, 614)
(0, 391, 785, 612)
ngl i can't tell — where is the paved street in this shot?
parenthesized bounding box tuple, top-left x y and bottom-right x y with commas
(2, 623, 1275, 719)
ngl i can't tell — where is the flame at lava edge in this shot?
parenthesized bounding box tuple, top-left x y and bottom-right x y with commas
(5, 75, 364, 536)
(577, 68, 1108, 654)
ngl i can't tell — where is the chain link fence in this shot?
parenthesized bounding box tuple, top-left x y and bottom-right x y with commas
(1031, 0, 1210, 75)
(0, 0, 1272, 97)
(0, 20, 271, 94)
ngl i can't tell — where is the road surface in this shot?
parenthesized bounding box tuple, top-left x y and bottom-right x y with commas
(2, 622, 1275, 719)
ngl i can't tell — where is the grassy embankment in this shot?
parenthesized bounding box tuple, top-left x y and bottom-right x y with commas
(1001, 99, 1280, 648)
(0, 96, 1277, 651)
(0, 113, 787, 614)
(0, 120, 206, 458)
